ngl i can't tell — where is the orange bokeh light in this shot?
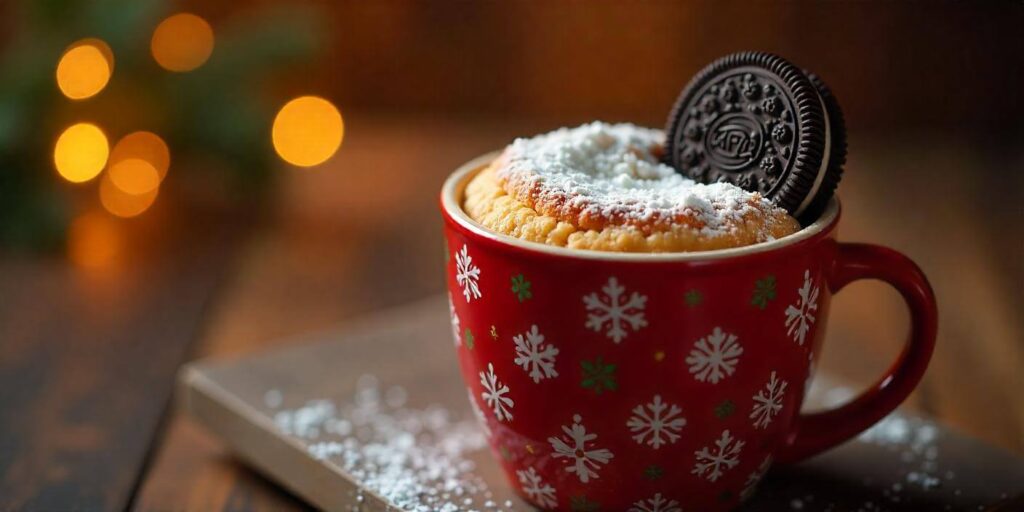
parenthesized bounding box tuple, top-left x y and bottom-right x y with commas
(108, 158, 160, 195)
(56, 39, 114, 100)
(110, 131, 171, 181)
(54, 123, 109, 183)
(150, 13, 214, 72)
(67, 211, 121, 268)
(99, 174, 159, 218)
(272, 96, 344, 167)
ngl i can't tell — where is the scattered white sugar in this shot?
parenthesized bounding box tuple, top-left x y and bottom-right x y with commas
(777, 412, 1014, 511)
(271, 375, 496, 511)
(497, 122, 784, 236)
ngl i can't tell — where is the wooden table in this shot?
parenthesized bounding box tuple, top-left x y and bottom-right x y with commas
(1, 114, 1021, 510)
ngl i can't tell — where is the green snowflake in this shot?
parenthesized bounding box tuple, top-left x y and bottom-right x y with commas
(510, 273, 532, 302)
(580, 357, 617, 395)
(685, 289, 703, 307)
(570, 495, 600, 512)
(643, 464, 664, 480)
(751, 275, 777, 309)
(715, 399, 736, 419)
(464, 328, 475, 350)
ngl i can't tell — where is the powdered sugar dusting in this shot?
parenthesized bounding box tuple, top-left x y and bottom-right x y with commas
(496, 122, 787, 237)
(272, 375, 508, 511)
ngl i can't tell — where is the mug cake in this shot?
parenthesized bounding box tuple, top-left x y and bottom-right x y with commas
(462, 122, 799, 252)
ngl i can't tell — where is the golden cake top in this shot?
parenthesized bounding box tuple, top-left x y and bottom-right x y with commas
(493, 122, 791, 238)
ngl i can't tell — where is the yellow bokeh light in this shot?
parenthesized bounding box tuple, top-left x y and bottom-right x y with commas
(272, 96, 344, 167)
(109, 158, 160, 195)
(54, 123, 109, 183)
(99, 174, 158, 218)
(110, 131, 170, 181)
(150, 13, 214, 72)
(56, 39, 113, 100)
(68, 211, 121, 268)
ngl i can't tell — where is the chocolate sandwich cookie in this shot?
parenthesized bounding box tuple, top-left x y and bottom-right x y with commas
(664, 52, 846, 222)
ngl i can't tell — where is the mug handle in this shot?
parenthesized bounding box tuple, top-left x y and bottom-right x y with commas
(776, 242, 938, 463)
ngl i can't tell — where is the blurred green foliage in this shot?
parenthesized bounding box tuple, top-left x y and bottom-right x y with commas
(0, 0, 323, 250)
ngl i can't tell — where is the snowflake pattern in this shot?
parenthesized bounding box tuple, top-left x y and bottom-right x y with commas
(447, 293, 460, 346)
(583, 276, 648, 343)
(548, 414, 614, 483)
(627, 395, 686, 449)
(513, 325, 559, 384)
(750, 371, 788, 429)
(479, 363, 513, 422)
(784, 269, 819, 345)
(692, 429, 744, 482)
(516, 467, 557, 508)
(455, 244, 482, 302)
(741, 456, 773, 501)
(628, 493, 682, 512)
(686, 327, 744, 384)
(467, 389, 491, 436)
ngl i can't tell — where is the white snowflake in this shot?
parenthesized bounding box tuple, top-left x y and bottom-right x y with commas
(750, 371, 788, 429)
(448, 293, 461, 346)
(626, 395, 686, 449)
(583, 276, 648, 343)
(628, 492, 682, 512)
(741, 456, 773, 501)
(467, 389, 490, 436)
(479, 363, 513, 422)
(692, 429, 744, 482)
(685, 327, 743, 384)
(784, 269, 819, 345)
(516, 467, 557, 508)
(513, 325, 559, 383)
(455, 244, 482, 302)
(548, 414, 614, 483)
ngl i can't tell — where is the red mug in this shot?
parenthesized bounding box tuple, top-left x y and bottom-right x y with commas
(440, 153, 937, 511)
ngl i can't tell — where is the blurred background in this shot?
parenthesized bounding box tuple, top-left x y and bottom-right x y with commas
(1, 1, 1022, 510)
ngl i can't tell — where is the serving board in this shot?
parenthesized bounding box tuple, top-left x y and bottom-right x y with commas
(179, 296, 1024, 511)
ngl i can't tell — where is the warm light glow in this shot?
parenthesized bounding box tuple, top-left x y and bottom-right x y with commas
(110, 131, 170, 181)
(109, 158, 160, 195)
(150, 13, 214, 72)
(56, 39, 113, 100)
(272, 96, 344, 167)
(54, 123, 109, 183)
(68, 211, 121, 268)
(99, 174, 158, 218)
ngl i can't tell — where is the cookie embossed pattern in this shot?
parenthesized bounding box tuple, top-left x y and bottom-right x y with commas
(664, 52, 847, 222)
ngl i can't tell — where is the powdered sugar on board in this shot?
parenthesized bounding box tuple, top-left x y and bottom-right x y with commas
(271, 374, 514, 512)
(495, 122, 788, 236)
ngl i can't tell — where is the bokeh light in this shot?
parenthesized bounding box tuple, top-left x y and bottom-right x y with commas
(110, 131, 171, 181)
(99, 174, 158, 218)
(109, 158, 160, 195)
(54, 123, 109, 183)
(150, 13, 214, 72)
(272, 96, 344, 167)
(67, 211, 121, 268)
(56, 39, 114, 100)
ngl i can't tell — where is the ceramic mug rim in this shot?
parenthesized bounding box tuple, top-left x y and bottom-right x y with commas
(441, 151, 841, 263)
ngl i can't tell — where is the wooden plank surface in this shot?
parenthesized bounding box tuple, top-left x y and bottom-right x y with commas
(129, 117, 1023, 510)
(0, 202, 247, 510)
(177, 296, 1024, 511)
